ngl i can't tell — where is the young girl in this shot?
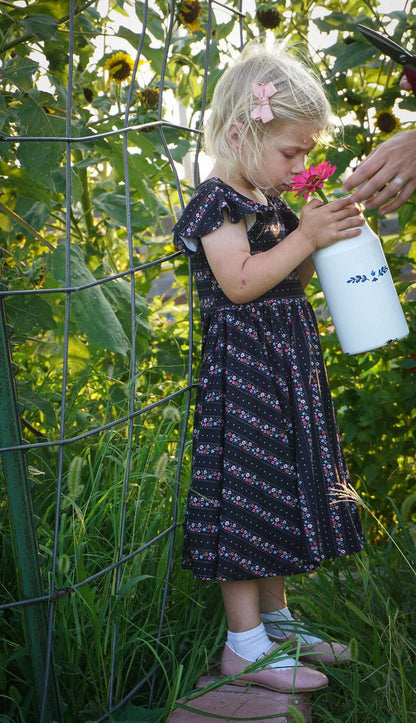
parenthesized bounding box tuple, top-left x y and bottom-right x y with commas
(173, 42, 365, 694)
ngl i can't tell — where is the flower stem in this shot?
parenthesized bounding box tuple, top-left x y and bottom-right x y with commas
(316, 187, 328, 204)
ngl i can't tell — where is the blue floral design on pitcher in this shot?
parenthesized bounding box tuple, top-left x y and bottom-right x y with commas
(346, 265, 389, 284)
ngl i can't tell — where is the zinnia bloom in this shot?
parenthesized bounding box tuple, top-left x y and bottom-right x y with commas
(289, 161, 337, 201)
(104, 51, 134, 86)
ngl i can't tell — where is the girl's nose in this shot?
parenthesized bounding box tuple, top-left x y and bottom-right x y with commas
(293, 158, 306, 175)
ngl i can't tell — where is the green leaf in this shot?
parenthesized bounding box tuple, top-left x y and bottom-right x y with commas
(101, 278, 151, 355)
(116, 575, 153, 599)
(398, 200, 416, 230)
(21, 14, 59, 41)
(23, 1, 69, 19)
(72, 156, 109, 169)
(156, 339, 186, 378)
(313, 12, 355, 32)
(1, 57, 39, 92)
(5, 293, 56, 335)
(92, 191, 154, 232)
(134, 1, 166, 42)
(401, 493, 416, 523)
(15, 97, 67, 188)
(0, 162, 52, 205)
(344, 599, 372, 625)
(13, 197, 51, 234)
(51, 244, 130, 356)
(16, 382, 57, 427)
(326, 40, 376, 74)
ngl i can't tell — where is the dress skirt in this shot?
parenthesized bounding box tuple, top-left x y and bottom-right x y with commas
(174, 178, 365, 581)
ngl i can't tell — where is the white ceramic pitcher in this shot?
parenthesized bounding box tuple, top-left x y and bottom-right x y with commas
(312, 222, 409, 355)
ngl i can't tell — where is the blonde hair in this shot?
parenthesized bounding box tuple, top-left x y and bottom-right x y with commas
(205, 41, 332, 181)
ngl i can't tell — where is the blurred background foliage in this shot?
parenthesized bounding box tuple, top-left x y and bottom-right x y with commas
(0, 0, 415, 720)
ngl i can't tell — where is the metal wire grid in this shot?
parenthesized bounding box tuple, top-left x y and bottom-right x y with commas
(0, 0, 244, 719)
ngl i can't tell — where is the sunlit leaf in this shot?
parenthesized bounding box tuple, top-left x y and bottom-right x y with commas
(1, 57, 39, 92)
(326, 40, 376, 74)
(16, 381, 57, 427)
(51, 244, 130, 356)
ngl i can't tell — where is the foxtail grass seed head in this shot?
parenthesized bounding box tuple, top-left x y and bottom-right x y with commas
(57, 553, 71, 576)
(349, 637, 358, 660)
(155, 452, 169, 478)
(67, 456, 85, 502)
(162, 405, 181, 423)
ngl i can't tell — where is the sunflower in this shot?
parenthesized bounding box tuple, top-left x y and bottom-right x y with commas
(255, 2, 281, 29)
(374, 108, 400, 135)
(177, 0, 202, 32)
(104, 51, 134, 87)
(137, 87, 159, 110)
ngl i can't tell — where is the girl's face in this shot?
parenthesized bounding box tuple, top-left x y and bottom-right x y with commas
(250, 121, 318, 195)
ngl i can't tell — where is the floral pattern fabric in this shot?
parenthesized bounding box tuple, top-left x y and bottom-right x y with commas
(173, 178, 364, 581)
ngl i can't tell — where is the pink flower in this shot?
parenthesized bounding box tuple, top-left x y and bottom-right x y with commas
(289, 161, 337, 201)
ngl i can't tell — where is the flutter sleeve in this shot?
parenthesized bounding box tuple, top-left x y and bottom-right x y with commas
(173, 178, 263, 256)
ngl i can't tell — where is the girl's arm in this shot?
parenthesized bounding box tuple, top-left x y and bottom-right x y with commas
(201, 195, 363, 304)
(296, 255, 315, 289)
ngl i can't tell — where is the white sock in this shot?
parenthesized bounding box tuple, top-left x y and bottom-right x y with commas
(226, 622, 297, 669)
(260, 607, 323, 646)
(226, 622, 271, 660)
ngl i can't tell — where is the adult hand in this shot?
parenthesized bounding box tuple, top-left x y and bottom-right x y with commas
(342, 129, 416, 214)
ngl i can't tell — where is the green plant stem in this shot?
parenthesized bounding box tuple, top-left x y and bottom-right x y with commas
(316, 187, 329, 203)
(72, 149, 95, 237)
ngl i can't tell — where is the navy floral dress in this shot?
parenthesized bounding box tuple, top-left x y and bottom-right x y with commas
(173, 177, 364, 581)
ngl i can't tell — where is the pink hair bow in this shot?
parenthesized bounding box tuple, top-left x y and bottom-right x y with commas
(250, 81, 277, 123)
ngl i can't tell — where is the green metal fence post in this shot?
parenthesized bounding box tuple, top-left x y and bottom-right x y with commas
(0, 292, 62, 721)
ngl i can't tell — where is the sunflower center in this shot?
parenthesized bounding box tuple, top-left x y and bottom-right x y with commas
(110, 60, 131, 81)
(179, 0, 200, 23)
(376, 112, 397, 133)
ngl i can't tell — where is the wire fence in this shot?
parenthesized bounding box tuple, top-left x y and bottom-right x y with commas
(0, 1, 244, 720)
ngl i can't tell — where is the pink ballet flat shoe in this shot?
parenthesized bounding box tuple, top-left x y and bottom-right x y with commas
(267, 628, 351, 666)
(297, 640, 351, 666)
(220, 642, 329, 693)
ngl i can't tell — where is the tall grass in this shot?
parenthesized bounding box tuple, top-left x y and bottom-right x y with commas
(1, 404, 415, 721)
(168, 502, 416, 723)
(288, 518, 416, 722)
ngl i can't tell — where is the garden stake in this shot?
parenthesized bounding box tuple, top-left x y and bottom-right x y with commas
(0, 291, 62, 721)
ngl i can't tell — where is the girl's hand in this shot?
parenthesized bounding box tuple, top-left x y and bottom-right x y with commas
(297, 195, 364, 251)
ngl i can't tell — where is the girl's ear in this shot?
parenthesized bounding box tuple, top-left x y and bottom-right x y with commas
(226, 122, 244, 148)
